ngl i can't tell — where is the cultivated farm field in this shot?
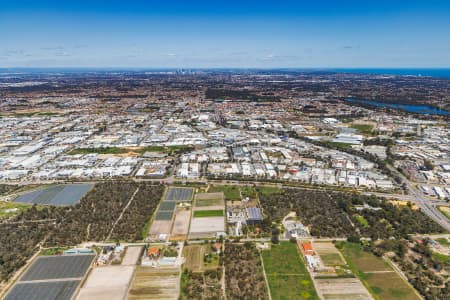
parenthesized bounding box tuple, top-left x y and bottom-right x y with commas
(313, 242, 345, 267)
(128, 266, 180, 300)
(337, 242, 420, 300)
(262, 241, 318, 300)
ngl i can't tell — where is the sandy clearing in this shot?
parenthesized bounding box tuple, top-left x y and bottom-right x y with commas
(183, 245, 204, 272)
(195, 192, 224, 201)
(189, 216, 225, 238)
(122, 247, 142, 266)
(192, 205, 224, 211)
(77, 266, 134, 300)
(171, 209, 191, 235)
(315, 278, 372, 300)
(149, 220, 172, 236)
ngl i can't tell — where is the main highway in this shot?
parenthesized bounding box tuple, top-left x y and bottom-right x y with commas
(387, 165, 450, 231)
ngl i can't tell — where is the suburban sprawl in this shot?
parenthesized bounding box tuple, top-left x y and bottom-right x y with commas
(0, 70, 449, 300)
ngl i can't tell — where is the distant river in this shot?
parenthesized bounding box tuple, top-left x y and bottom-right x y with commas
(346, 98, 449, 116)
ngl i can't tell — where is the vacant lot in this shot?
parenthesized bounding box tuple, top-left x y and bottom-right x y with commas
(339, 243, 391, 273)
(350, 123, 374, 134)
(194, 192, 224, 207)
(257, 186, 281, 196)
(262, 241, 318, 300)
(189, 216, 225, 238)
(208, 185, 240, 200)
(165, 187, 193, 201)
(438, 206, 450, 220)
(240, 186, 257, 199)
(15, 184, 93, 206)
(128, 266, 179, 300)
(193, 210, 224, 218)
(314, 242, 345, 266)
(0, 201, 32, 221)
(171, 209, 191, 239)
(122, 246, 142, 266)
(315, 278, 371, 300)
(77, 266, 134, 300)
(183, 245, 204, 272)
(149, 220, 172, 237)
(338, 242, 420, 300)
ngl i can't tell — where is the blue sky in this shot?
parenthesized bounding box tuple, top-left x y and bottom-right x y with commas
(1, 0, 450, 68)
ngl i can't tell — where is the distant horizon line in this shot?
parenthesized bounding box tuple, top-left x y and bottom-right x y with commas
(2, 67, 450, 79)
(1, 67, 450, 70)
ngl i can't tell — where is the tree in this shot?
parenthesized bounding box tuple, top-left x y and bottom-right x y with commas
(347, 234, 361, 243)
(423, 159, 434, 171)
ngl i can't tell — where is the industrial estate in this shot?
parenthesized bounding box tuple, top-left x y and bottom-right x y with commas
(0, 69, 449, 300)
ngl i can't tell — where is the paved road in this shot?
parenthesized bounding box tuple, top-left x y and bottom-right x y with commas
(387, 165, 450, 231)
(4, 171, 450, 229)
(362, 191, 450, 207)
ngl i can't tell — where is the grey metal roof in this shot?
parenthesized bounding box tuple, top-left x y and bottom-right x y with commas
(246, 207, 263, 220)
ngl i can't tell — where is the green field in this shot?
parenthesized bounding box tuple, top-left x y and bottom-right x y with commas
(321, 141, 353, 151)
(40, 247, 71, 256)
(69, 147, 130, 155)
(338, 242, 420, 300)
(0, 202, 32, 220)
(195, 198, 223, 207)
(69, 145, 192, 155)
(240, 186, 257, 199)
(435, 238, 450, 247)
(432, 252, 450, 266)
(208, 185, 241, 200)
(437, 206, 450, 220)
(262, 242, 318, 300)
(354, 214, 369, 227)
(193, 210, 224, 218)
(319, 253, 345, 266)
(350, 124, 374, 134)
(257, 186, 282, 196)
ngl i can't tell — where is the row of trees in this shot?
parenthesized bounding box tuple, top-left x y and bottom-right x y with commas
(0, 184, 19, 196)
